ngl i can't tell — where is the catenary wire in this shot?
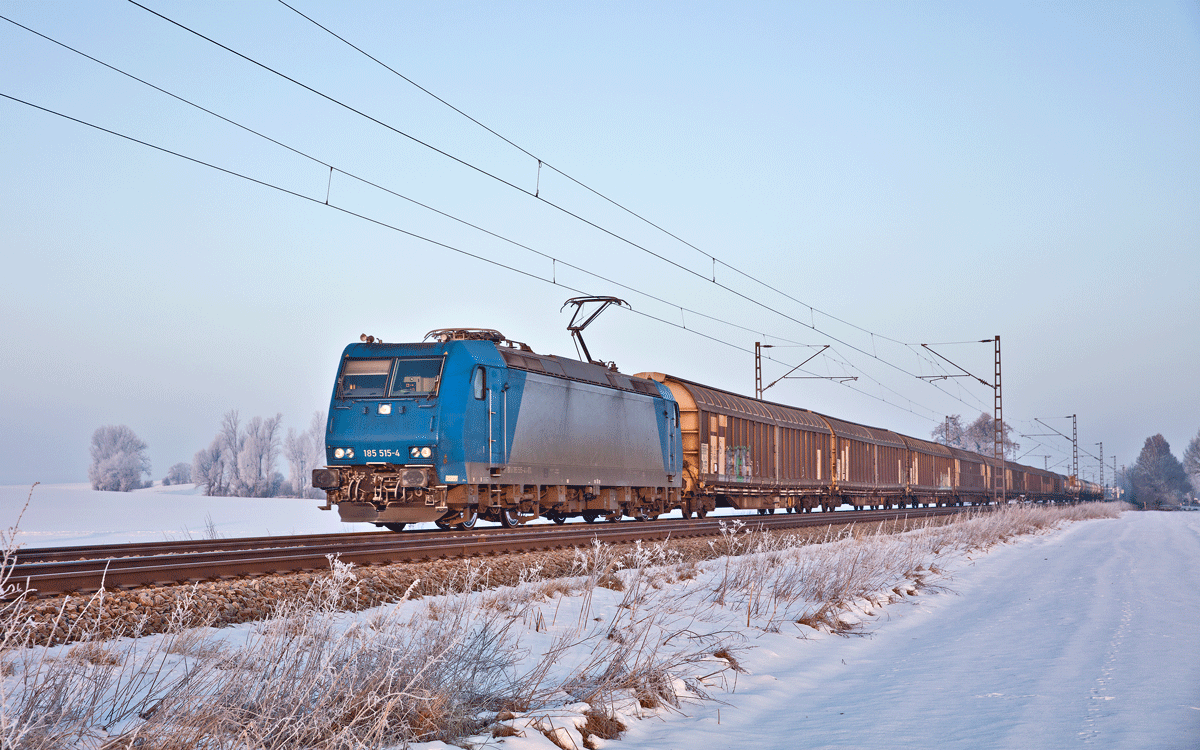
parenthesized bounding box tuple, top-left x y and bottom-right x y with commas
(275, 0, 920, 350)
(126, 0, 979, 397)
(0, 89, 943, 423)
(0, 13, 830, 366)
(2, 13, 982, 424)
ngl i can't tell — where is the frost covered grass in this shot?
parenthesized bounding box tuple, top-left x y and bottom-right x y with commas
(0, 502, 1121, 749)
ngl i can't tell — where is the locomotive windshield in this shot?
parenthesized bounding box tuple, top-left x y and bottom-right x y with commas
(337, 356, 445, 399)
(340, 359, 392, 397)
(389, 357, 443, 397)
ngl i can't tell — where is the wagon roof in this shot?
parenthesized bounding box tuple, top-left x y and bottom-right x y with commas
(897, 435, 954, 457)
(815, 414, 907, 447)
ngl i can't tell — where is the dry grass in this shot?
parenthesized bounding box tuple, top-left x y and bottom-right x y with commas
(581, 708, 626, 743)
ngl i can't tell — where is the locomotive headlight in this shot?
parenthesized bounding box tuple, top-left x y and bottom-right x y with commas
(334, 448, 345, 459)
(345, 448, 354, 459)
(378, 403, 391, 415)
(420, 446, 432, 459)
(409, 446, 420, 459)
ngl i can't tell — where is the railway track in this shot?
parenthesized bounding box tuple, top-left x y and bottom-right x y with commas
(6, 506, 976, 599)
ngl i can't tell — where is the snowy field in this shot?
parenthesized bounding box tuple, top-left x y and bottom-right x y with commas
(3, 496, 1197, 748)
(1, 482, 783, 548)
(1, 482, 357, 546)
(602, 510, 1200, 750)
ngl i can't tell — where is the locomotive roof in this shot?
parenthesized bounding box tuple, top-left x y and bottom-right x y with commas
(499, 347, 663, 397)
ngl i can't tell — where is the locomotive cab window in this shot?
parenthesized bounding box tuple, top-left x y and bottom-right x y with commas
(473, 366, 486, 400)
(389, 357, 445, 398)
(340, 359, 392, 398)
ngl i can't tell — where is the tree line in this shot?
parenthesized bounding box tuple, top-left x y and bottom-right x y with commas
(1123, 431, 1200, 509)
(87, 411, 327, 498)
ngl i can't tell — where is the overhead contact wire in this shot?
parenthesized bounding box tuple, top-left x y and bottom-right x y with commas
(130, 0, 959, 394)
(278, 0, 915, 350)
(1, 89, 946, 423)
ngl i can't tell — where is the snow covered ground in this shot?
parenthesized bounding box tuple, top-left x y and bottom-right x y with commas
(3, 494, 1196, 749)
(1, 482, 357, 546)
(1, 482, 796, 548)
(603, 510, 1200, 750)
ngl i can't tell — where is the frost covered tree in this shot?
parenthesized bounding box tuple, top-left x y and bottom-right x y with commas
(192, 437, 226, 497)
(88, 425, 151, 492)
(1128, 434, 1190, 509)
(932, 412, 1019, 458)
(931, 415, 965, 449)
(1184, 429, 1200, 493)
(237, 414, 283, 497)
(193, 410, 286, 497)
(163, 462, 192, 486)
(285, 411, 327, 498)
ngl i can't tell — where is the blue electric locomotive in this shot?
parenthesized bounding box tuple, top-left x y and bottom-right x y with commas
(311, 328, 684, 531)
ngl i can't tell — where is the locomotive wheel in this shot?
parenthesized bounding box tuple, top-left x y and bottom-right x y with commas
(499, 508, 520, 528)
(458, 509, 478, 530)
(381, 522, 406, 533)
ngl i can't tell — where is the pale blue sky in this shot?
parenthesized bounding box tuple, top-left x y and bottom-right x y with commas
(2, 1, 1197, 485)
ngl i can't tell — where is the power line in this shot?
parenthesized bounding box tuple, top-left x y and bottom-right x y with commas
(276, 0, 919, 350)
(3, 9, 1055, 433)
(1, 88, 947, 425)
(4, 11, 986, 426)
(0, 13, 826, 363)
(127, 0, 986, 405)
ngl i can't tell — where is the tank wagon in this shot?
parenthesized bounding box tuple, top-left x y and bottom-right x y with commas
(313, 328, 1094, 530)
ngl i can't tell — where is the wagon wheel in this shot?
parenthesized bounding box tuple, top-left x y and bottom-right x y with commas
(499, 508, 520, 528)
(583, 512, 602, 524)
(550, 514, 567, 525)
(381, 522, 406, 533)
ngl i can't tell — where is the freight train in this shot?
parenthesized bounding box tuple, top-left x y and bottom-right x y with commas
(311, 327, 1102, 531)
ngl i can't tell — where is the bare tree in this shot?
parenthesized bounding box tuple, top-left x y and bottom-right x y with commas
(961, 412, 1020, 459)
(285, 411, 327, 498)
(236, 414, 283, 497)
(219, 410, 244, 494)
(931, 415, 966, 448)
(1184, 429, 1200, 494)
(163, 462, 192, 486)
(192, 438, 226, 497)
(88, 425, 151, 492)
(932, 412, 1018, 458)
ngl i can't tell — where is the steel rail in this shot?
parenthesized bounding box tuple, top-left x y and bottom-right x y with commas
(6, 506, 975, 599)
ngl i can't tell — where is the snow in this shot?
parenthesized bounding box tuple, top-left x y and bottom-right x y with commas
(1, 482, 817, 548)
(1, 482, 358, 546)
(605, 511, 1200, 750)
(4, 494, 1197, 749)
